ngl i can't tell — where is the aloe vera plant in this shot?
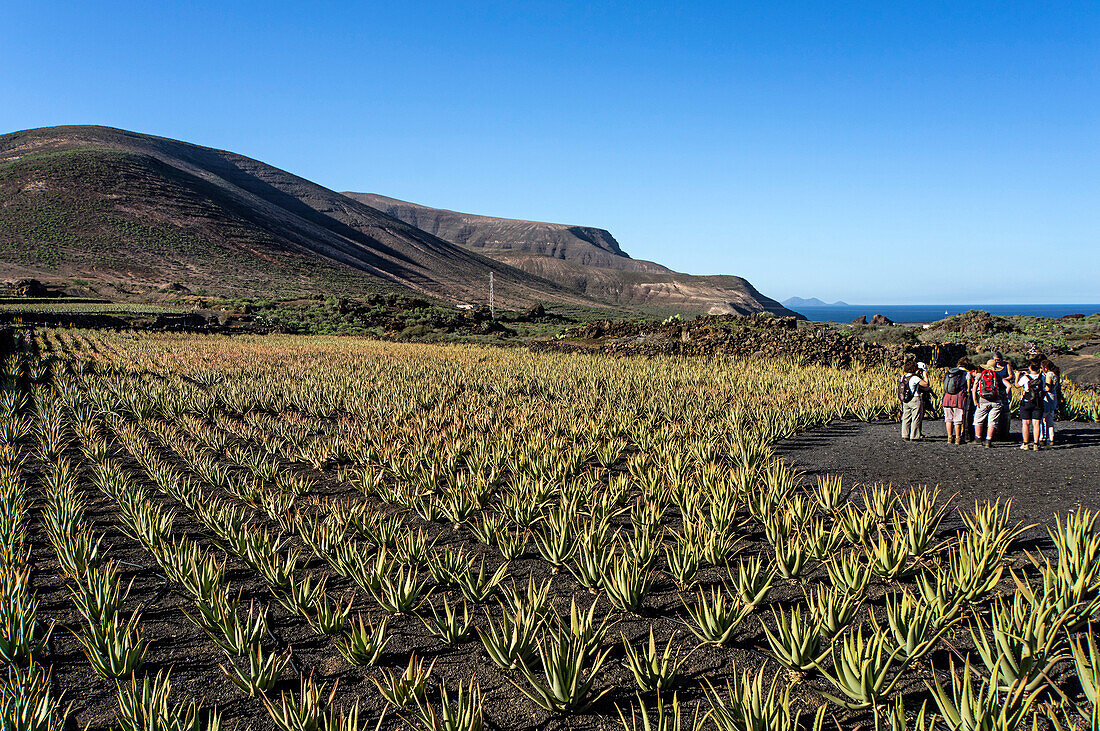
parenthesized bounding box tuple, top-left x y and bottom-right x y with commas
(410, 677, 483, 731)
(512, 623, 613, 713)
(421, 596, 473, 644)
(479, 601, 542, 670)
(0, 567, 49, 665)
(262, 674, 360, 731)
(900, 485, 948, 557)
(571, 534, 614, 591)
(616, 692, 701, 731)
(664, 541, 701, 590)
(602, 552, 653, 614)
(453, 556, 510, 603)
(370, 563, 429, 614)
(806, 584, 861, 641)
(813, 626, 909, 710)
(220, 643, 291, 697)
(970, 588, 1069, 694)
(1065, 623, 1100, 730)
(374, 653, 434, 708)
(77, 609, 148, 679)
(761, 605, 825, 673)
(925, 657, 1042, 731)
(116, 670, 221, 731)
(338, 614, 389, 666)
(863, 524, 914, 579)
(185, 593, 268, 657)
(1030, 510, 1100, 621)
(682, 586, 749, 646)
(705, 666, 803, 731)
(621, 629, 693, 692)
(875, 590, 955, 662)
(0, 664, 72, 731)
(814, 474, 845, 513)
(826, 551, 872, 596)
(729, 554, 774, 610)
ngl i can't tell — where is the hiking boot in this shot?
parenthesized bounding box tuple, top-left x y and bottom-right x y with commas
(1020, 443, 1029, 451)
(984, 440, 992, 449)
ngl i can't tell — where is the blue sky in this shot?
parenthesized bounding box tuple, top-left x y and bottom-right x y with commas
(2, 1, 1097, 304)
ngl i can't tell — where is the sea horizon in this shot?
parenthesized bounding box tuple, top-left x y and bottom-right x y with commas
(790, 303, 1100, 324)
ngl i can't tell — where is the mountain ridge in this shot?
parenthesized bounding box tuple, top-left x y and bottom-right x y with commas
(0, 125, 585, 307)
(0, 125, 794, 317)
(347, 193, 795, 317)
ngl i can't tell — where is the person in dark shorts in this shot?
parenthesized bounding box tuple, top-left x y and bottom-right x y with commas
(992, 351, 1015, 441)
(1040, 359, 1061, 446)
(1016, 359, 1046, 451)
(959, 358, 980, 442)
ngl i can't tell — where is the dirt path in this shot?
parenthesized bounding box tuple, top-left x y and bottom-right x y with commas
(775, 418, 1100, 536)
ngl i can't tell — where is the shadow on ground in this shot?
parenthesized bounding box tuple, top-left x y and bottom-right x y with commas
(776, 418, 1100, 537)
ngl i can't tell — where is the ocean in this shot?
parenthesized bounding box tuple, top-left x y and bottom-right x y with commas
(791, 304, 1100, 324)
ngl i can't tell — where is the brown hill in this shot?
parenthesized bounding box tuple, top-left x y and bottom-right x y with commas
(347, 193, 794, 316)
(0, 126, 585, 307)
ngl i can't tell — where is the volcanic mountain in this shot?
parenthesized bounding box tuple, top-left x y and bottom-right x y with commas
(348, 193, 793, 316)
(0, 125, 792, 315)
(0, 126, 583, 307)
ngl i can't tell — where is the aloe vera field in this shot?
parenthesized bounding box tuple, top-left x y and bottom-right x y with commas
(4, 329, 1100, 731)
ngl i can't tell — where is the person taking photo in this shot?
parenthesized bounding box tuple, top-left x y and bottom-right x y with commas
(899, 360, 929, 441)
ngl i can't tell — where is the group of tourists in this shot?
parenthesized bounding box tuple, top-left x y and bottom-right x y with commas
(899, 349, 1062, 449)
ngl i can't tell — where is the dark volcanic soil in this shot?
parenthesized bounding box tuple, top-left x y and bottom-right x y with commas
(776, 418, 1100, 539)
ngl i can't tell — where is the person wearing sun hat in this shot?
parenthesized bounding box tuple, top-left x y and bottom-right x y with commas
(972, 357, 1014, 447)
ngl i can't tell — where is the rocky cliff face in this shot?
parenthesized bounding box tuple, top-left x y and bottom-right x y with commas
(345, 193, 796, 317)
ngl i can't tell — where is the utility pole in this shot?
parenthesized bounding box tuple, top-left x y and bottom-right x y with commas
(489, 272, 495, 319)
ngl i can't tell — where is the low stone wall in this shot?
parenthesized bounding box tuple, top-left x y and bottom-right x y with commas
(537, 316, 968, 368)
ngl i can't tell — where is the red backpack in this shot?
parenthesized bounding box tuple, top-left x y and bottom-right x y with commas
(978, 369, 1000, 401)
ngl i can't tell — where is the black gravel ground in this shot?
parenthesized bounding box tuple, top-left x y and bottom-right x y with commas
(776, 418, 1100, 539)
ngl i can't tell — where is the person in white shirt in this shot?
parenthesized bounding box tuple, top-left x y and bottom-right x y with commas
(900, 360, 929, 441)
(1016, 359, 1046, 451)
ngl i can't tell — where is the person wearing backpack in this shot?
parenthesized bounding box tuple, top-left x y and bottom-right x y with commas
(899, 360, 929, 441)
(992, 351, 1015, 441)
(1040, 359, 1062, 446)
(941, 357, 971, 444)
(971, 358, 1012, 448)
(958, 358, 980, 442)
(1017, 359, 1047, 451)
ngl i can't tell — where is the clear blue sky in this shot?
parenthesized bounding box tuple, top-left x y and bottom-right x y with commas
(3, 1, 1097, 304)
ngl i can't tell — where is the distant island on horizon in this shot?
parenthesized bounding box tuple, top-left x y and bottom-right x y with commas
(783, 297, 851, 308)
